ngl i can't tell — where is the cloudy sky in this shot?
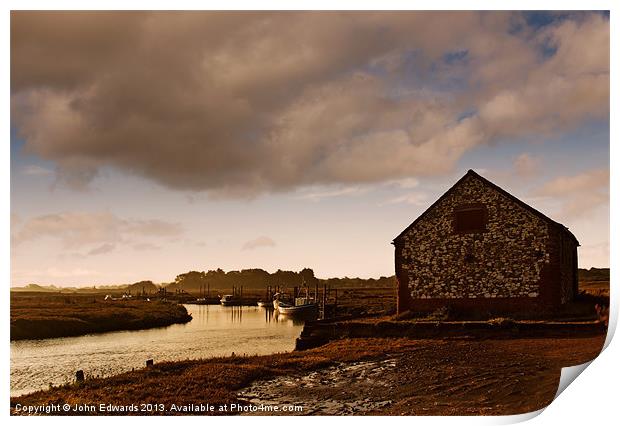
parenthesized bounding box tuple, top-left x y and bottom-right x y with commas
(10, 11, 609, 286)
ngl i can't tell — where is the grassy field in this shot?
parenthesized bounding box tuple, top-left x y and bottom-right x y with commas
(11, 334, 605, 415)
(335, 287, 396, 316)
(10, 293, 192, 340)
(579, 281, 610, 297)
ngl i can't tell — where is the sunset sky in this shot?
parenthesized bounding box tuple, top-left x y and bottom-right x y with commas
(10, 11, 609, 286)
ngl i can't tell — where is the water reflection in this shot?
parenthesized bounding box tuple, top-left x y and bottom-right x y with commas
(274, 311, 312, 326)
(229, 305, 243, 322)
(11, 304, 305, 397)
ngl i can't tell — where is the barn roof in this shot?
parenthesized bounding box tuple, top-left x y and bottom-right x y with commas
(392, 169, 580, 245)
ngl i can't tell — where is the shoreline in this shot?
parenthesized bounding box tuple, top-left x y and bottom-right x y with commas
(11, 331, 606, 416)
(11, 295, 192, 341)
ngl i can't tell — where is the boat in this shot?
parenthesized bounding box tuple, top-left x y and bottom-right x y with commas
(275, 292, 318, 318)
(276, 301, 318, 316)
(273, 299, 293, 310)
(257, 300, 273, 308)
(220, 294, 236, 306)
(272, 293, 295, 310)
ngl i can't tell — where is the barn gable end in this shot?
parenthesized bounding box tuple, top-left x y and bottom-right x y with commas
(393, 170, 579, 315)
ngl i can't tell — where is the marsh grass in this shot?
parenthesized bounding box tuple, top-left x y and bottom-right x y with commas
(10, 293, 192, 340)
(11, 338, 418, 414)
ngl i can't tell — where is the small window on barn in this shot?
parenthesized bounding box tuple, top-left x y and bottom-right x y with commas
(454, 207, 486, 233)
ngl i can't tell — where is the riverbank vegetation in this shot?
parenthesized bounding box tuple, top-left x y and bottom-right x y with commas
(11, 267, 607, 300)
(11, 335, 605, 415)
(10, 293, 192, 340)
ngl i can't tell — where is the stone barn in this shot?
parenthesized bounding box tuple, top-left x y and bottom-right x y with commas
(393, 170, 579, 315)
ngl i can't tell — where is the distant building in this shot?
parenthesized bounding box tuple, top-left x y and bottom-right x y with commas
(393, 170, 579, 315)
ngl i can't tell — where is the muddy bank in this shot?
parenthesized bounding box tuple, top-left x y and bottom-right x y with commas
(239, 335, 605, 415)
(11, 294, 192, 340)
(238, 358, 398, 415)
(12, 335, 605, 416)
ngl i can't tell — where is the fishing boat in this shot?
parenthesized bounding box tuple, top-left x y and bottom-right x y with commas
(220, 294, 236, 306)
(275, 291, 318, 318)
(257, 300, 272, 308)
(276, 300, 318, 316)
(273, 299, 293, 310)
(272, 293, 282, 309)
(271, 293, 291, 310)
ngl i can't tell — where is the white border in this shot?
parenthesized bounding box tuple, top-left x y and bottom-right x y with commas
(3, 2, 617, 425)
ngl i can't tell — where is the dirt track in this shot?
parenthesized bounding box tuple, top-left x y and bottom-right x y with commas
(238, 336, 605, 415)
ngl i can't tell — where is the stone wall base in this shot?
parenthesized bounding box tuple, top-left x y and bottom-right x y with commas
(405, 296, 555, 315)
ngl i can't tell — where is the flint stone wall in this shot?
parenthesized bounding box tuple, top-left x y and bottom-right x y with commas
(398, 175, 550, 300)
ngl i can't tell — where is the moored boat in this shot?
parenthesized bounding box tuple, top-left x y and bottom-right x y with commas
(273, 298, 293, 310)
(220, 294, 236, 306)
(272, 293, 292, 310)
(276, 302, 318, 316)
(275, 293, 318, 319)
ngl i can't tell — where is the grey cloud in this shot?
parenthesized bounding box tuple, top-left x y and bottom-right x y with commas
(535, 168, 609, 219)
(11, 12, 609, 196)
(132, 242, 161, 251)
(242, 236, 276, 250)
(22, 165, 53, 176)
(297, 185, 369, 201)
(12, 211, 184, 249)
(13, 212, 123, 247)
(383, 192, 429, 206)
(513, 153, 541, 178)
(88, 243, 116, 255)
(537, 168, 609, 196)
(125, 219, 184, 237)
(11, 212, 21, 226)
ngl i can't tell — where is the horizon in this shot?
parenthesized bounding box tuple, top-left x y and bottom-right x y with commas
(10, 263, 611, 289)
(11, 266, 399, 288)
(10, 11, 610, 286)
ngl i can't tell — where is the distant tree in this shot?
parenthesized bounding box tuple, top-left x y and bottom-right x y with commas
(299, 268, 318, 286)
(163, 267, 396, 292)
(173, 271, 208, 290)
